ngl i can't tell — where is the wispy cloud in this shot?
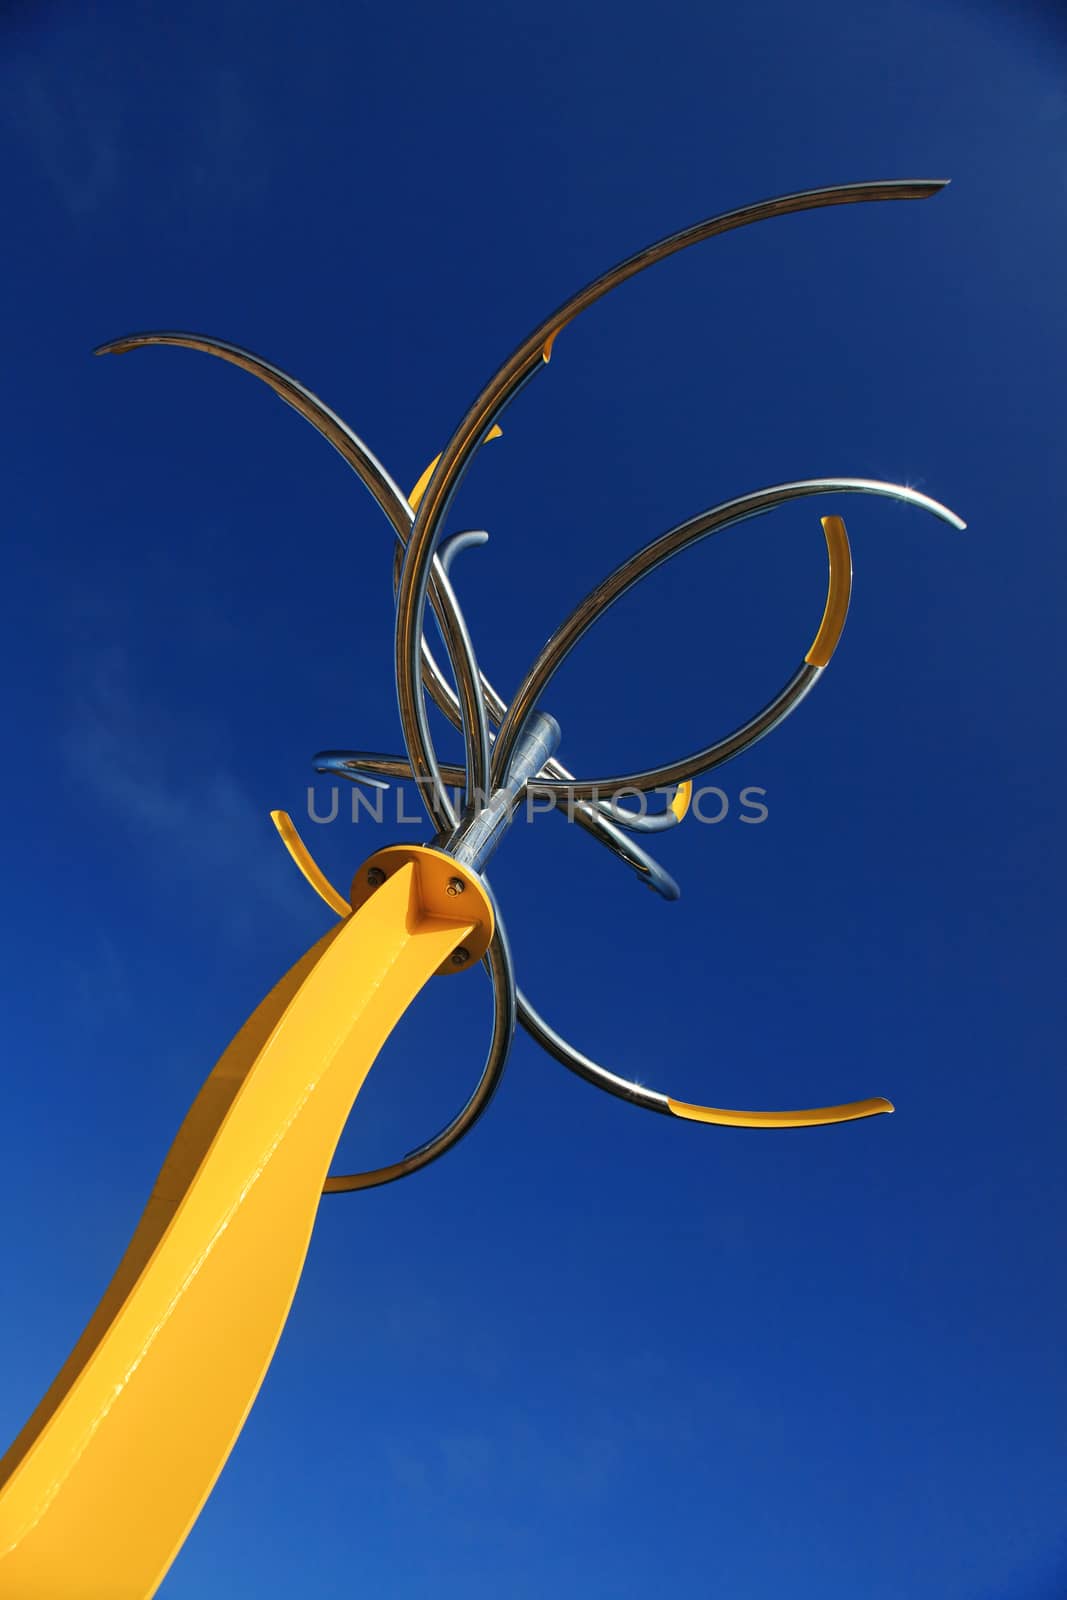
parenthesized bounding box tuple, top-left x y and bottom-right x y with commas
(65, 928, 134, 1028)
(64, 647, 309, 937)
(3, 63, 119, 219)
(185, 66, 268, 205)
(382, 1410, 624, 1520)
(2, 30, 268, 224)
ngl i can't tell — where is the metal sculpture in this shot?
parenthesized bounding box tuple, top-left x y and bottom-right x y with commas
(0, 179, 963, 1598)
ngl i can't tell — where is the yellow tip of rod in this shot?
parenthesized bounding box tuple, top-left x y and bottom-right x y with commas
(270, 810, 351, 919)
(670, 781, 693, 822)
(408, 427, 503, 511)
(407, 453, 441, 514)
(805, 515, 853, 668)
(666, 1095, 894, 1129)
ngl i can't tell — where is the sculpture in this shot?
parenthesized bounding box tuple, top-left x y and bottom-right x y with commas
(0, 180, 962, 1599)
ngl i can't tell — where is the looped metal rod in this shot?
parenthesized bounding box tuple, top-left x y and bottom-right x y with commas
(515, 986, 893, 1127)
(100, 177, 963, 1184)
(0, 180, 971, 1600)
(598, 781, 693, 834)
(270, 810, 516, 1191)
(95, 330, 673, 891)
(326, 914, 517, 1193)
(395, 449, 689, 872)
(94, 331, 491, 830)
(491, 483, 963, 797)
(393, 179, 948, 823)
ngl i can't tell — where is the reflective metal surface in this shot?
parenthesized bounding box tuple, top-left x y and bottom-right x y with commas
(100, 177, 963, 1176)
(443, 712, 562, 876)
(324, 894, 517, 1192)
(95, 331, 490, 827)
(393, 179, 948, 816)
(491, 478, 964, 797)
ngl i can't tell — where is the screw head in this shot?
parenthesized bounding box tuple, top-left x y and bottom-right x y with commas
(450, 946, 471, 966)
(446, 877, 465, 897)
(366, 867, 386, 887)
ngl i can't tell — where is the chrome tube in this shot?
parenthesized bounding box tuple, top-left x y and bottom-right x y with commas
(94, 331, 487, 830)
(515, 988, 672, 1114)
(314, 750, 468, 788)
(388, 528, 691, 872)
(564, 805, 681, 899)
(394, 180, 949, 817)
(94, 332, 767, 881)
(491, 479, 965, 798)
(440, 712, 561, 876)
(325, 895, 516, 1192)
(594, 792, 686, 834)
(100, 179, 960, 1163)
(312, 747, 682, 899)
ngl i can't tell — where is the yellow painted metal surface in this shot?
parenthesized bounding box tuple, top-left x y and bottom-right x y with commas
(0, 857, 482, 1600)
(409, 451, 441, 513)
(671, 780, 693, 822)
(408, 424, 502, 512)
(805, 515, 853, 667)
(269, 813, 495, 979)
(666, 1094, 893, 1129)
(349, 843, 495, 974)
(270, 807, 351, 917)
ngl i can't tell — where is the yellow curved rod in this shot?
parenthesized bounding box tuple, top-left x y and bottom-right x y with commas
(658, 517, 870, 1129)
(270, 809, 350, 918)
(667, 1094, 893, 1129)
(0, 856, 487, 1599)
(805, 515, 853, 668)
(606, 522, 840, 894)
(670, 780, 693, 822)
(409, 423, 503, 513)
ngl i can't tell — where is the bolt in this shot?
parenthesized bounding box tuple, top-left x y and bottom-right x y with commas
(450, 946, 471, 966)
(446, 877, 465, 897)
(366, 867, 386, 887)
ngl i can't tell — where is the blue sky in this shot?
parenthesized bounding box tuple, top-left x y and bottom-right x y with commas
(1, 1, 1065, 1595)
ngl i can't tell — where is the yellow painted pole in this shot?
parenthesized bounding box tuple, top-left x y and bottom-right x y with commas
(0, 847, 492, 1600)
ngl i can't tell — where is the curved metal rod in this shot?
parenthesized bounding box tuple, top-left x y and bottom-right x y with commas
(807, 515, 852, 668)
(93, 331, 489, 828)
(407, 433, 501, 513)
(312, 744, 681, 899)
(315, 749, 467, 789)
(266, 805, 874, 1128)
(438, 527, 490, 573)
(271, 779, 874, 1132)
(326, 917, 516, 1193)
(97, 341, 638, 1169)
(394, 179, 949, 822)
(269, 810, 352, 918)
(268, 810, 517, 1190)
(96, 332, 682, 888)
(94, 332, 415, 538)
(402, 492, 690, 838)
(514, 986, 892, 1127)
(596, 780, 693, 834)
(492, 482, 964, 797)
(666, 1094, 892, 1128)
(562, 806, 681, 899)
(394, 461, 693, 883)
(400, 442, 685, 843)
